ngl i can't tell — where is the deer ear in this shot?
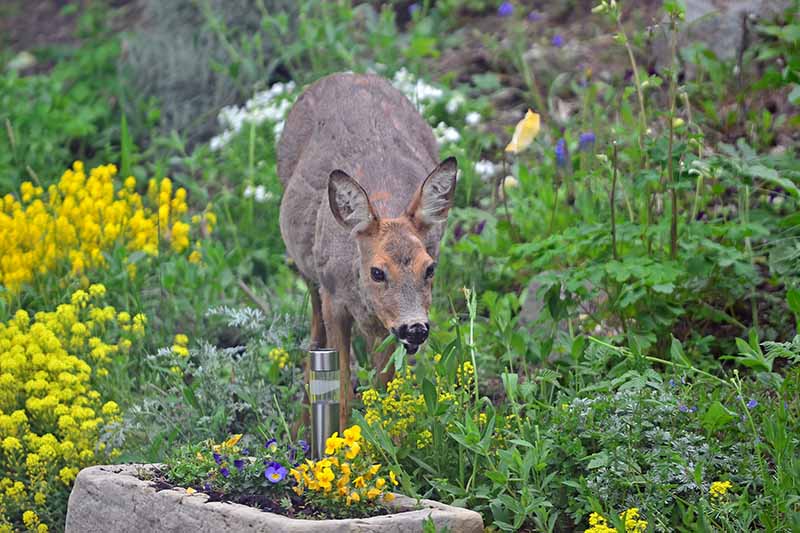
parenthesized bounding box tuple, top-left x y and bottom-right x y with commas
(407, 157, 457, 230)
(328, 170, 378, 233)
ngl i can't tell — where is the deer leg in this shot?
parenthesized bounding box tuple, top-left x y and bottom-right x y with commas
(321, 289, 353, 430)
(309, 284, 326, 349)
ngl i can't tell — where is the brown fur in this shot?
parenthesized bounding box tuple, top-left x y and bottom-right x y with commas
(278, 73, 457, 429)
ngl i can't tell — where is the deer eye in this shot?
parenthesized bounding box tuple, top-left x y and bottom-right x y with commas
(370, 267, 386, 282)
(425, 263, 436, 280)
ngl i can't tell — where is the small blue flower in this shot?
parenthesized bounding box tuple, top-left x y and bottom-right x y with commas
(242, 447, 250, 456)
(689, 406, 697, 413)
(408, 3, 419, 15)
(233, 459, 245, 472)
(747, 399, 758, 409)
(264, 461, 287, 483)
(578, 132, 596, 151)
(555, 138, 568, 167)
(679, 404, 689, 413)
(498, 2, 514, 17)
(474, 220, 486, 235)
(527, 11, 542, 22)
(213, 453, 222, 465)
(265, 438, 277, 451)
(552, 34, 564, 48)
(220, 467, 230, 478)
(668, 379, 675, 387)
(203, 482, 212, 492)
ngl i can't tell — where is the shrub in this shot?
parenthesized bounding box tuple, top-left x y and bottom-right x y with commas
(0, 161, 211, 298)
(0, 286, 146, 531)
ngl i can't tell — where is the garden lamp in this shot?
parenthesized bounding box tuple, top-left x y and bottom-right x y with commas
(309, 348, 340, 459)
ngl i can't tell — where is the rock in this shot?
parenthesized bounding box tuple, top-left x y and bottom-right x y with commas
(652, 0, 792, 70)
(65, 464, 484, 533)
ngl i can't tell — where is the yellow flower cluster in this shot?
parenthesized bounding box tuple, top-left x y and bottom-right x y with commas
(290, 425, 398, 507)
(619, 508, 647, 533)
(0, 161, 213, 295)
(172, 334, 189, 357)
(710, 480, 732, 499)
(362, 368, 424, 440)
(584, 508, 648, 533)
(268, 348, 289, 369)
(0, 286, 141, 531)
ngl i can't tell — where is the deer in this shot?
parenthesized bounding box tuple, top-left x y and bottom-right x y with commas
(277, 72, 457, 429)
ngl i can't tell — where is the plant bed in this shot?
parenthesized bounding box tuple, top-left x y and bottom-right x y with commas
(65, 464, 484, 533)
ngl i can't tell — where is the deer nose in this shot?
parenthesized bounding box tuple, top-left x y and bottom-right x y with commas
(397, 322, 429, 345)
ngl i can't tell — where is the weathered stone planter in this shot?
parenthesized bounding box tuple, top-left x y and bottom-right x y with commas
(66, 464, 484, 533)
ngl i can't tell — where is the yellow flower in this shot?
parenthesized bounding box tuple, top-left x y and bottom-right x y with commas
(619, 508, 647, 533)
(2, 436, 22, 452)
(375, 477, 386, 489)
(185, 487, 196, 495)
(505, 109, 540, 153)
(383, 493, 395, 503)
(343, 424, 362, 444)
(224, 434, 243, 448)
(22, 510, 39, 528)
(345, 442, 361, 459)
(389, 470, 399, 486)
(367, 487, 381, 500)
(710, 480, 733, 499)
(347, 491, 360, 505)
(325, 433, 345, 455)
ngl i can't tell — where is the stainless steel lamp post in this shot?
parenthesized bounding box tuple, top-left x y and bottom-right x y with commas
(309, 349, 340, 459)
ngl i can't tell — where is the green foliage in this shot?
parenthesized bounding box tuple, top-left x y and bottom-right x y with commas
(0, 8, 121, 190)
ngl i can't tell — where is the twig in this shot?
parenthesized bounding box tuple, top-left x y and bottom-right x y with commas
(611, 141, 619, 260)
(238, 279, 271, 316)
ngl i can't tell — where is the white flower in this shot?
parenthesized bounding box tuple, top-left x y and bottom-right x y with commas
(443, 127, 460, 143)
(254, 185, 268, 203)
(209, 131, 233, 151)
(474, 160, 496, 179)
(243, 185, 255, 198)
(465, 111, 481, 126)
(446, 93, 465, 114)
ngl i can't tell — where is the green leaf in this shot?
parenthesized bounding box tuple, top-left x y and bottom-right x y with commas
(120, 112, 133, 178)
(422, 378, 437, 416)
(787, 288, 800, 318)
(745, 164, 799, 197)
(586, 451, 609, 469)
(702, 401, 736, 432)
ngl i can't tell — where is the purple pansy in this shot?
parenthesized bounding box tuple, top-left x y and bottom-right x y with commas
(527, 11, 542, 22)
(498, 2, 514, 17)
(233, 459, 245, 472)
(679, 404, 689, 413)
(220, 467, 230, 478)
(264, 461, 288, 484)
(552, 34, 564, 48)
(265, 438, 277, 451)
(747, 399, 758, 409)
(213, 453, 222, 465)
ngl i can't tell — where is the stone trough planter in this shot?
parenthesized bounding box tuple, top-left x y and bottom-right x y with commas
(66, 464, 484, 533)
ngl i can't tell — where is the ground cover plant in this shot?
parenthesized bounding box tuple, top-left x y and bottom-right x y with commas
(0, 0, 798, 531)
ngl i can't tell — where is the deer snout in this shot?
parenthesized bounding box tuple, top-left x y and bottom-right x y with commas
(394, 322, 430, 346)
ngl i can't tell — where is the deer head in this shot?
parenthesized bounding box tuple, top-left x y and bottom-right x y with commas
(328, 157, 457, 354)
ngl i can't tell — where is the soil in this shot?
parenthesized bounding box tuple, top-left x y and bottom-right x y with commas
(147, 468, 396, 521)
